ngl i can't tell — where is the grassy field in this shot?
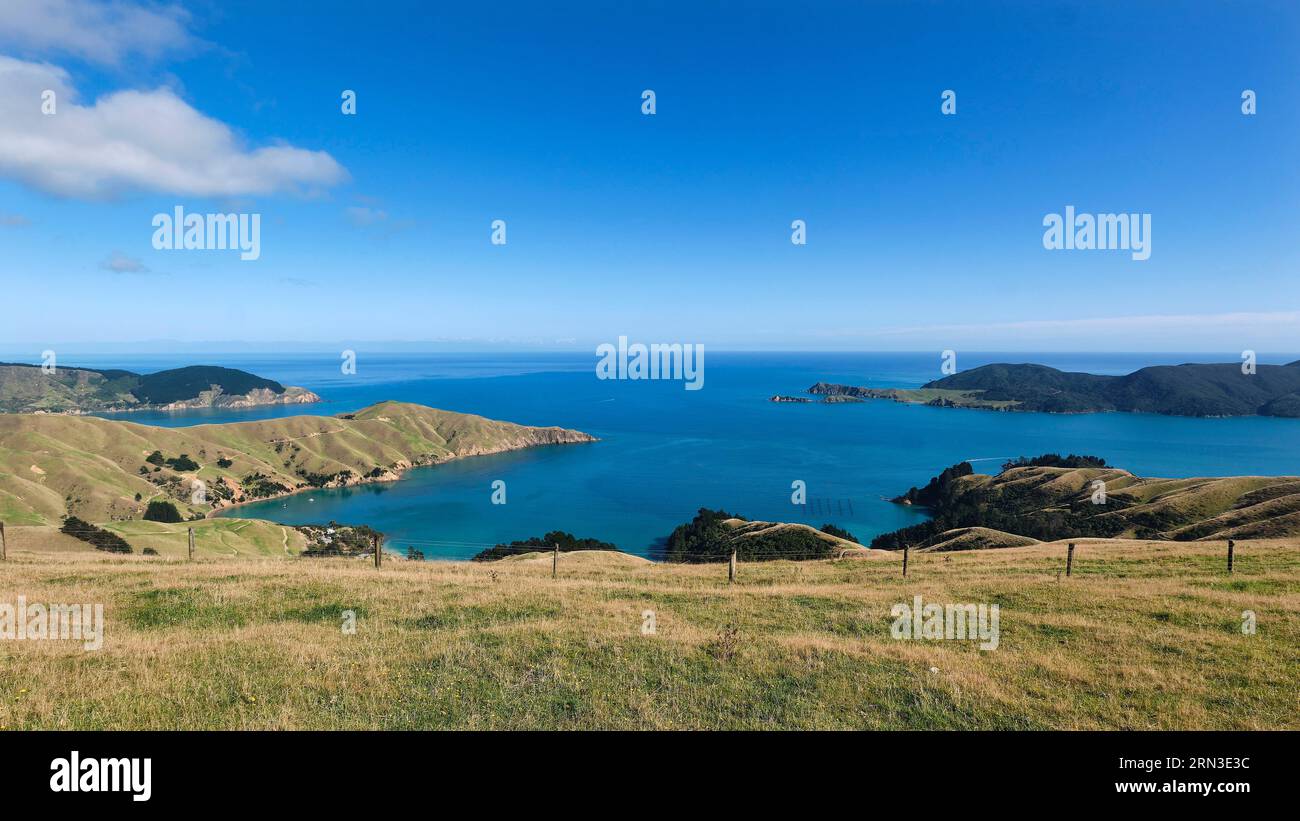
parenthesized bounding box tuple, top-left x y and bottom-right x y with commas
(1, 535, 1296, 730)
(3, 520, 306, 558)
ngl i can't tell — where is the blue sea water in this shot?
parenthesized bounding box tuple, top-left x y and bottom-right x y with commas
(56, 350, 1300, 559)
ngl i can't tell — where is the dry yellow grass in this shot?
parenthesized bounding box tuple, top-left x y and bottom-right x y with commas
(0, 536, 1295, 730)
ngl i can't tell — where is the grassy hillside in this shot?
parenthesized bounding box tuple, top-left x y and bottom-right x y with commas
(0, 401, 594, 526)
(4, 520, 306, 558)
(0, 537, 1294, 729)
(873, 461, 1300, 549)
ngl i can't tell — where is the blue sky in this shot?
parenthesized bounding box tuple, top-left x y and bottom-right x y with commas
(0, 0, 1297, 351)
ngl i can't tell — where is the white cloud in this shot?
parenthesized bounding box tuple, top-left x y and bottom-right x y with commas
(0, 55, 348, 198)
(0, 0, 193, 66)
(100, 250, 149, 273)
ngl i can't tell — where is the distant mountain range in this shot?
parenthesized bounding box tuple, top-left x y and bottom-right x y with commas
(799, 360, 1300, 418)
(0, 363, 321, 414)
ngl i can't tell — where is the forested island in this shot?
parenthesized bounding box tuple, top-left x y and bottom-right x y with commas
(0, 363, 321, 413)
(787, 360, 1300, 417)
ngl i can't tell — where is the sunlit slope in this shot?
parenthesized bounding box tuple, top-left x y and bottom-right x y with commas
(0, 401, 594, 525)
(952, 466, 1300, 541)
(3, 519, 306, 558)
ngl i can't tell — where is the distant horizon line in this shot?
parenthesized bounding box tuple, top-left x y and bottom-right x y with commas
(1, 346, 1297, 358)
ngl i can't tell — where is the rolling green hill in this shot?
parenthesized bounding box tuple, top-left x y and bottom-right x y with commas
(0, 363, 320, 413)
(873, 458, 1300, 549)
(0, 401, 595, 526)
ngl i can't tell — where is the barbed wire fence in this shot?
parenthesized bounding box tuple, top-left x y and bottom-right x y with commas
(0, 519, 1249, 581)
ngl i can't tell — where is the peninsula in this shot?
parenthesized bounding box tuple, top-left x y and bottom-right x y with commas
(0, 400, 595, 526)
(0, 363, 321, 414)
(871, 454, 1300, 551)
(782, 360, 1300, 418)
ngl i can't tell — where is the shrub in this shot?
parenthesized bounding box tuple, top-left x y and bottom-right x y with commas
(143, 500, 182, 523)
(165, 454, 200, 471)
(472, 531, 620, 562)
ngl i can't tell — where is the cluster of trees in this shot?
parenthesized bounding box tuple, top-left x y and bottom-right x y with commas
(60, 516, 132, 553)
(819, 523, 859, 543)
(144, 450, 200, 471)
(142, 500, 183, 523)
(472, 530, 619, 562)
(871, 454, 1128, 550)
(241, 472, 290, 498)
(470, 516, 862, 564)
(1001, 453, 1107, 471)
(662, 509, 843, 563)
(296, 468, 354, 488)
(890, 461, 975, 507)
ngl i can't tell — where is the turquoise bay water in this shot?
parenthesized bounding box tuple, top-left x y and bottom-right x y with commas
(66, 351, 1300, 559)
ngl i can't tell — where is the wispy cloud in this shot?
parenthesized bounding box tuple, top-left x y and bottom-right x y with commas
(99, 250, 149, 274)
(0, 0, 195, 67)
(0, 55, 348, 198)
(345, 205, 388, 227)
(0, 212, 28, 226)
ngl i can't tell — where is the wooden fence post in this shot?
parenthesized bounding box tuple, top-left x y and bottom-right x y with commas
(728, 548, 737, 584)
(1227, 539, 1235, 574)
(902, 544, 909, 578)
(552, 543, 559, 579)
(187, 527, 195, 561)
(373, 534, 382, 568)
(1066, 542, 1075, 577)
(0, 521, 6, 561)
